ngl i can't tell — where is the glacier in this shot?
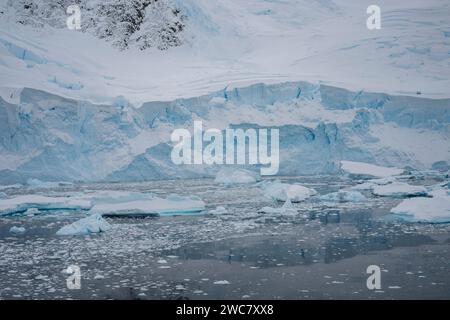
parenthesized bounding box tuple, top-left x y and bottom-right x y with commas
(0, 82, 449, 185)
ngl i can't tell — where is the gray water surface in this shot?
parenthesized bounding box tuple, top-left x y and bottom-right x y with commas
(1, 176, 449, 299)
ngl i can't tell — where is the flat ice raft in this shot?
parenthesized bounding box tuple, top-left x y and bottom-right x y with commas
(390, 189, 450, 223)
(0, 195, 92, 216)
(341, 161, 404, 178)
(89, 194, 205, 217)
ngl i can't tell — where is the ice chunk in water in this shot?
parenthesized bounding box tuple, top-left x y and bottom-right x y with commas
(208, 206, 228, 215)
(261, 180, 317, 202)
(0, 195, 92, 216)
(89, 194, 205, 217)
(259, 198, 298, 215)
(56, 214, 111, 236)
(9, 226, 26, 234)
(215, 168, 261, 185)
(341, 161, 403, 178)
(320, 190, 366, 202)
(372, 182, 428, 198)
(390, 189, 450, 223)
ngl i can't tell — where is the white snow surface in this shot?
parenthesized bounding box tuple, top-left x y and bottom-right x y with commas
(0, 0, 449, 106)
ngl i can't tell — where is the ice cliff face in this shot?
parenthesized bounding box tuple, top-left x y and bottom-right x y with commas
(0, 82, 448, 184)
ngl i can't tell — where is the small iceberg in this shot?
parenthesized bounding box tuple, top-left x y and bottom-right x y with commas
(259, 198, 298, 215)
(390, 189, 450, 223)
(0, 192, 7, 199)
(0, 195, 92, 216)
(56, 214, 111, 236)
(208, 206, 228, 215)
(214, 168, 261, 185)
(320, 190, 366, 203)
(261, 180, 317, 202)
(9, 226, 26, 234)
(89, 194, 205, 217)
(340, 161, 403, 178)
(372, 182, 428, 198)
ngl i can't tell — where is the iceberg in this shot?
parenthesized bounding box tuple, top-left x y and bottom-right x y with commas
(89, 194, 205, 217)
(0, 195, 92, 216)
(214, 168, 261, 185)
(56, 214, 111, 236)
(320, 190, 366, 202)
(390, 189, 450, 223)
(261, 181, 317, 202)
(259, 198, 297, 215)
(0, 192, 7, 199)
(340, 161, 404, 178)
(372, 182, 428, 198)
(9, 226, 26, 234)
(208, 206, 228, 215)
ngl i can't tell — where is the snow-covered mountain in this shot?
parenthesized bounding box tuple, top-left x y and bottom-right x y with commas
(0, 0, 449, 183)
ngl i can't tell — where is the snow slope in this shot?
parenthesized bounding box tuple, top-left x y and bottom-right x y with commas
(0, 0, 449, 106)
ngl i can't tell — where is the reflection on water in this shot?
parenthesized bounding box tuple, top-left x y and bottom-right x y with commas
(163, 208, 438, 268)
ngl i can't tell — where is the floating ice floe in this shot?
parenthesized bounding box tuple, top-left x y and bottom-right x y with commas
(390, 189, 450, 223)
(0, 184, 22, 191)
(350, 177, 396, 190)
(261, 180, 317, 202)
(27, 179, 73, 189)
(214, 168, 261, 185)
(372, 182, 428, 198)
(56, 214, 111, 236)
(0, 195, 92, 216)
(208, 206, 228, 215)
(9, 226, 26, 234)
(259, 198, 297, 215)
(340, 161, 404, 178)
(320, 190, 366, 202)
(24, 208, 40, 216)
(89, 194, 205, 217)
(80, 190, 156, 205)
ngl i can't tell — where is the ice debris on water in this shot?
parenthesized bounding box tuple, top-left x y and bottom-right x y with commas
(320, 190, 366, 202)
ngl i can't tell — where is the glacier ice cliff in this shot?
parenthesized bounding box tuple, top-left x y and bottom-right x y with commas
(0, 81, 449, 184)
